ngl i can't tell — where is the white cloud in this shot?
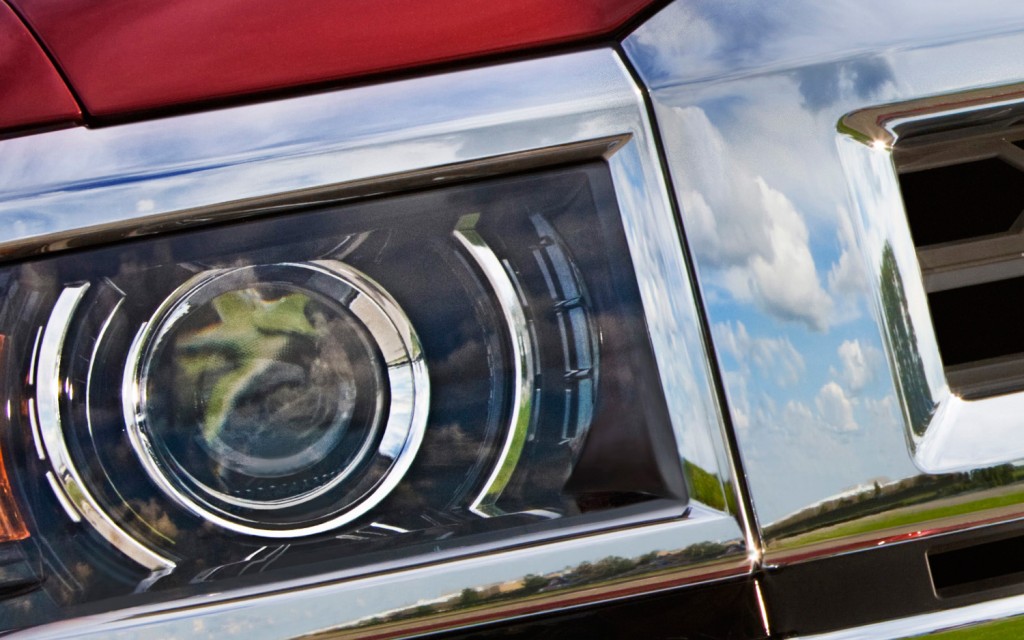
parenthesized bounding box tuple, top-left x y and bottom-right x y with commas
(744, 178, 833, 330)
(668, 107, 833, 331)
(721, 370, 751, 432)
(828, 338, 885, 393)
(837, 339, 871, 390)
(714, 320, 805, 387)
(863, 395, 899, 427)
(828, 206, 867, 294)
(781, 399, 815, 432)
(816, 381, 859, 432)
(827, 206, 869, 324)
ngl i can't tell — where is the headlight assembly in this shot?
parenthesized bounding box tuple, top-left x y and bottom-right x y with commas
(0, 162, 688, 623)
(0, 50, 753, 638)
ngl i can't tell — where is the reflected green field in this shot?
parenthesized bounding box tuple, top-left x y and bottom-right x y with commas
(919, 616, 1024, 639)
(774, 489, 1024, 548)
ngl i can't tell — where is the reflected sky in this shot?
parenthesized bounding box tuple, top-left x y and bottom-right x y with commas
(620, 0, 1024, 525)
(0, 50, 634, 245)
(608, 138, 725, 477)
(626, 0, 1024, 91)
(644, 75, 919, 523)
(628, 0, 1024, 526)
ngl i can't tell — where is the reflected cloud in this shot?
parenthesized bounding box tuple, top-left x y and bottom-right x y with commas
(627, 0, 1024, 91)
(626, 6, 937, 525)
(665, 106, 833, 331)
(816, 381, 858, 433)
(714, 320, 804, 387)
(831, 338, 883, 392)
(795, 57, 895, 112)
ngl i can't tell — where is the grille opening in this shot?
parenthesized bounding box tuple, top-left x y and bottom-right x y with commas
(929, 533, 1024, 598)
(899, 157, 1024, 247)
(929, 276, 1024, 367)
(894, 126, 1024, 398)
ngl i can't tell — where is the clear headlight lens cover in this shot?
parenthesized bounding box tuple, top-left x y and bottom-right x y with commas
(0, 162, 686, 627)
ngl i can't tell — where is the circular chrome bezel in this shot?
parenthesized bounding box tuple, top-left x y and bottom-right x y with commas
(123, 260, 429, 538)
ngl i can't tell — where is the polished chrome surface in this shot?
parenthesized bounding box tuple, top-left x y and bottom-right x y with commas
(43, 470, 80, 524)
(3, 48, 749, 636)
(18, 505, 747, 640)
(753, 578, 772, 638)
(841, 90, 1024, 474)
(625, 0, 1024, 564)
(800, 590, 1024, 639)
(123, 260, 429, 538)
(35, 285, 175, 571)
(454, 214, 537, 518)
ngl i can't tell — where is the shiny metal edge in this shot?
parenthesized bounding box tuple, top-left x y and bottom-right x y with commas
(602, 69, 743, 528)
(4, 48, 749, 636)
(840, 88, 1024, 474)
(16, 506, 748, 640)
(840, 82, 1024, 147)
(454, 215, 537, 518)
(43, 470, 81, 524)
(607, 64, 760, 563)
(36, 285, 175, 571)
(798, 591, 1024, 640)
(300, 259, 431, 532)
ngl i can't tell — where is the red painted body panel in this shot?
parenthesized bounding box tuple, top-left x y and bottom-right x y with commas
(0, 1, 79, 133)
(8, 0, 654, 118)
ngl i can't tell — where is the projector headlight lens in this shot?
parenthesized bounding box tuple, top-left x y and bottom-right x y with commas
(126, 261, 425, 536)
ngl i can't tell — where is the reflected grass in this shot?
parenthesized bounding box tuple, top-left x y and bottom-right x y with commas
(775, 489, 1024, 548)
(916, 615, 1024, 639)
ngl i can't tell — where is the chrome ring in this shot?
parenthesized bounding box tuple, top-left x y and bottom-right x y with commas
(123, 260, 429, 538)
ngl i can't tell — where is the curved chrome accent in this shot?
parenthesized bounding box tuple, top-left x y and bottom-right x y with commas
(123, 261, 429, 538)
(27, 328, 45, 461)
(454, 214, 537, 518)
(841, 89, 1024, 473)
(35, 284, 175, 571)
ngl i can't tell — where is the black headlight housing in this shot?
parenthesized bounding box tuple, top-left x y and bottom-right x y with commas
(0, 161, 687, 626)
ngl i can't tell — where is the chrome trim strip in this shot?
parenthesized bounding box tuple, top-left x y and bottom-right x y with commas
(44, 470, 80, 524)
(799, 591, 1024, 640)
(36, 285, 175, 571)
(86, 295, 123, 440)
(454, 214, 537, 518)
(27, 328, 46, 461)
(754, 578, 772, 638)
(18, 506, 748, 640)
(26, 398, 45, 462)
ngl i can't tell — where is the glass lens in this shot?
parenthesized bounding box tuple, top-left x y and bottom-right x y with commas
(141, 276, 378, 499)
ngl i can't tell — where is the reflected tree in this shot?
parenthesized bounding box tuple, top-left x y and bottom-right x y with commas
(879, 243, 934, 436)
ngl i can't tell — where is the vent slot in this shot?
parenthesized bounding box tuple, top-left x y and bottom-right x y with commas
(895, 125, 1024, 398)
(900, 157, 1024, 246)
(929, 276, 1024, 366)
(929, 533, 1024, 598)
